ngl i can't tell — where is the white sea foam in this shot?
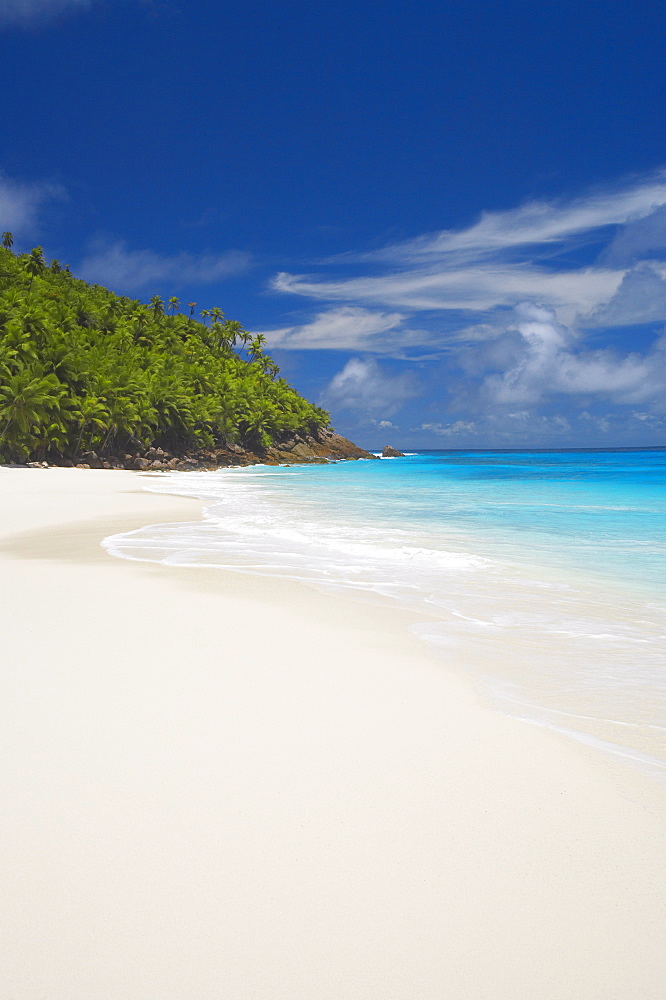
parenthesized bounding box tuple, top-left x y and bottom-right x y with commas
(102, 465, 666, 781)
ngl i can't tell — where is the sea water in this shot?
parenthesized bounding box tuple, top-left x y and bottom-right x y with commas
(103, 449, 666, 781)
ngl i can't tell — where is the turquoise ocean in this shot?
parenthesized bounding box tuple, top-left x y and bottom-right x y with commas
(103, 449, 666, 782)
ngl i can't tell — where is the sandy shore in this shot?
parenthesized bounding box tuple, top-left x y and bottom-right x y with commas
(1, 467, 664, 999)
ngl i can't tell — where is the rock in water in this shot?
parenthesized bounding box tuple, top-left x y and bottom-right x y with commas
(382, 445, 405, 457)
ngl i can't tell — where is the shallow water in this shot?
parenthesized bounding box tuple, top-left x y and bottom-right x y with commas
(103, 449, 666, 781)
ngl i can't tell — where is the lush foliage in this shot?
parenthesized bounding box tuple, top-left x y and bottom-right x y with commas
(0, 241, 329, 462)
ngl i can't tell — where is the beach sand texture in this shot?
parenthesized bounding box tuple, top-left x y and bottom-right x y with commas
(1, 467, 664, 1000)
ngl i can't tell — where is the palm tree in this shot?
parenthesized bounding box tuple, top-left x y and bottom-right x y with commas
(47, 301, 75, 333)
(200, 308, 210, 325)
(72, 395, 111, 454)
(50, 259, 62, 273)
(210, 306, 224, 325)
(237, 328, 252, 352)
(2, 232, 13, 250)
(132, 307, 148, 341)
(23, 246, 46, 290)
(21, 307, 47, 337)
(168, 296, 180, 314)
(248, 333, 267, 361)
(149, 295, 164, 318)
(0, 367, 63, 449)
(188, 302, 197, 318)
(225, 320, 242, 349)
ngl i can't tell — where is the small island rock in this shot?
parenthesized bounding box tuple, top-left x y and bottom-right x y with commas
(382, 445, 405, 458)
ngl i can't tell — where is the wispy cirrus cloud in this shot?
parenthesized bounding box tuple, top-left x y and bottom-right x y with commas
(364, 176, 666, 263)
(79, 239, 252, 292)
(258, 305, 438, 355)
(273, 264, 622, 321)
(261, 306, 404, 351)
(270, 171, 666, 337)
(0, 171, 66, 235)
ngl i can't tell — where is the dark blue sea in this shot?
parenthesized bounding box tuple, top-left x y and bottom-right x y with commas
(104, 449, 666, 780)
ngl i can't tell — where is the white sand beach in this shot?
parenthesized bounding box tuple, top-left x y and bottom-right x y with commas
(1, 467, 664, 1000)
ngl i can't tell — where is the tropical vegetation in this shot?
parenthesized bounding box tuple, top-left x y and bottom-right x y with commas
(0, 239, 329, 464)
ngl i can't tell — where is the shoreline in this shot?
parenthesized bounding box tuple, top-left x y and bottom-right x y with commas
(107, 462, 666, 784)
(1, 467, 665, 999)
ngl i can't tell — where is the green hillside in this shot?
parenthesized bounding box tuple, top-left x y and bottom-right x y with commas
(0, 237, 329, 465)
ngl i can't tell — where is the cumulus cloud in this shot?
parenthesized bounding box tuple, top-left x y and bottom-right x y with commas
(410, 411, 576, 446)
(79, 239, 251, 292)
(586, 263, 666, 326)
(321, 358, 419, 417)
(420, 420, 477, 437)
(630, 410, 665, 426)
(577, 410, 666, 436)
(489, 411, 573, 438)
(0, 172, 65, 235)
(0, 0, 93, 28)
(483, 303, 666, 409)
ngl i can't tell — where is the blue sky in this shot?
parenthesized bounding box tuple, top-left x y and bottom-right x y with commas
(2, 0, 666, 448)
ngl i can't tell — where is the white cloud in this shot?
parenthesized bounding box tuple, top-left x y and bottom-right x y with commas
(273, 264, 620, 322)
(420, 420, 477, 437)
(413, 411, 575, 445)
(271, 171, 666, 341)
(260, 306, 407, 352)
(489, 411, 573, 437)
(0, 0, 93, 28)
(0, 172, 65, 235)
(369, 176, 666, 262)
(586, 263, 666, 326)
(578, 410, 665, 434)
(79, 239, 251, 292)
(630, 410, 664, 426)
(321, 358, 419, 417)
(269, 173, 666, 436)
(483, 303, 666, 409)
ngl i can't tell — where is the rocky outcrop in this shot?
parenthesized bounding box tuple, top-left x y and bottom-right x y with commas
(381, 445, 405, 457)
(46, 428, 376, 472)
(172, 430, 377, 470)
(266, 429, 376, 465)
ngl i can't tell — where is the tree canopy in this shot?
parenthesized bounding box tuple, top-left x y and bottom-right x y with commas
(0, 239, 329, 464)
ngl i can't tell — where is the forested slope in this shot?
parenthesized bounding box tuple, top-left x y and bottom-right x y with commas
(0, 238, 345, 467)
